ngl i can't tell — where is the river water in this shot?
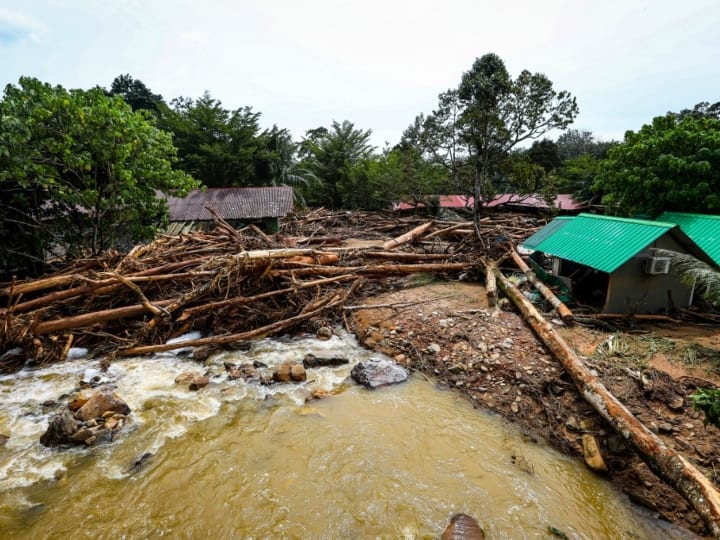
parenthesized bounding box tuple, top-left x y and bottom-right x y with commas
(0, 330, 692, 539)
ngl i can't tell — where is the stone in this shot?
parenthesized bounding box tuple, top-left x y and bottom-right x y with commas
(68, 388, 95, 412)
(188, 377, 210, 391)
(351, 358, 408, 390)
(40, 409, 80, 447)
(302, 354, 349, 368)
(70, 427, 94, 443)
(75, 387, 131, 421)
(227, 363, 260, 382)
(315, 327, 333, 340)
(427, 343, 441, 354)
(441, 513, 485, 539)
(582, 434, 608, 473)
(290, 363, 307, 382)
(175, 372, 209, 390)
(0, 433, 8, 446)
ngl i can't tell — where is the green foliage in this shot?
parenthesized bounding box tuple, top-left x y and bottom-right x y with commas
(555, 153, 603, 204)
(405, 53, 578, 221)
(298, 120, 376, 209)
(595, 114, 720, 216)
(158, 92, 265, 188)
(526, 139, 561, 173)
(658, 250, 720, 306)
(109, 74, 165, 112)
(0, 77, 198, 277)
(691, 388, 720, 428)
(556, 129, 614, 161)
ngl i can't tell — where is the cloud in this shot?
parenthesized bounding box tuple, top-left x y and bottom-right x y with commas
(0, 8, 46, 45)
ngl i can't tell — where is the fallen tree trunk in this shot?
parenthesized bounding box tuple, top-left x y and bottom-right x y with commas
(32, 300, 175, 335)
(495, 268, 720, 537)
(508, 248, 574, 324)
(269, 262, 471, 278)
(382, 221, 434, 250)
(483, 260, 497, 307)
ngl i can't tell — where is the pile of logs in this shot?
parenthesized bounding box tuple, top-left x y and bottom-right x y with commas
(1, 212, 549, 373)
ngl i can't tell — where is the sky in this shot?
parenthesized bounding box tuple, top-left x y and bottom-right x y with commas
(1, 0, 718, 149)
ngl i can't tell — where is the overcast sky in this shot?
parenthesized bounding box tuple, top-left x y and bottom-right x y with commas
(1, 0, 718, 148)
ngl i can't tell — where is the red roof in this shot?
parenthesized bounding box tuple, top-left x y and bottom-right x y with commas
(164, 187, 294, 221)
(396, 194, 586, 212)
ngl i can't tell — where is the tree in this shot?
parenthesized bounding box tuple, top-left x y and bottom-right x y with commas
(457, 54, 578, 223)
(0, 77, 198, 277)
(298, 120, 375, 209)
(526, 138, 561, 173)
(158, 92, 265, 188)
(555, 153, 603, 204)
(109, 74, 165, 112)
(595, 114, 720, 216)
(673, 101, 720, 121)
(556, 129, 614, 161)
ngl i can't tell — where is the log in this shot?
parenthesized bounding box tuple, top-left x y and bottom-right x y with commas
(118, 293, 348, 356)
(483, 260, 497, 307)
(269, 262, 471, 278)
(494, 268, 720, 537)
(508, 248, 574, 324)
(32, 300, 174, 335)
(594, 313, 680, 323)
(382, 221, 434, 250)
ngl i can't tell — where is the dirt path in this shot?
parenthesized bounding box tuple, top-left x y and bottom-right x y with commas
(349, 279, 720, 537)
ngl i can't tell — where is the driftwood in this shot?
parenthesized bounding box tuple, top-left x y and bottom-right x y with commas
(508, 248, 574, 324)
(495, 267, 720, 537)
(594, 313, 680, 323)
(483, 260, 497, 307)
(382, 221, 434, 250)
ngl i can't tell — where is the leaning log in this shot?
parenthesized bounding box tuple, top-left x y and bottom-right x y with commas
(495, 268, 720, 537)
(508, 248, 574, 324)
(382, 221, 434, 250)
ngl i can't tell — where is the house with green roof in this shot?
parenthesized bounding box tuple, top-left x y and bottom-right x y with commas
(521, 213, 715, 314)
(656, 212, 720, 266)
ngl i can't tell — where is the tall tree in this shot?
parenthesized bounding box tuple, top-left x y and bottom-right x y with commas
(109, 74, 165, 112)
(0, 77, 198, 277)
(159, 92, 264, 187)
(298, 120, 375, 209)
(456, 53, 578, 223)
(595, 114, 720, 216)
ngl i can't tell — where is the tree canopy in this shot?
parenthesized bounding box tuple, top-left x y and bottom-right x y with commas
(595, 114, 720, 216)
(0, 77, 198, 277)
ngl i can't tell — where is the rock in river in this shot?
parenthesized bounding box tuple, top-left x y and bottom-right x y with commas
(40, 409, 80, 447)
(351, 358, 408, 390)
(75, 386, 131, 421)
(441, 513, 485, 539)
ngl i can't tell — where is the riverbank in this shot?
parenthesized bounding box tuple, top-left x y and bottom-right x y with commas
(349, 279, 720, 537)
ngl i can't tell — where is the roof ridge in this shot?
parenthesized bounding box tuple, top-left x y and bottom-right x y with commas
(577, 213, 675, 228)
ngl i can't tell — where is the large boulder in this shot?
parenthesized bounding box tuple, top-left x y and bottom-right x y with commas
(351, 358, 408, 390)
(441, 514, 485, 540)
(75, 386, 131, 421)
(40, 409, 80, 447)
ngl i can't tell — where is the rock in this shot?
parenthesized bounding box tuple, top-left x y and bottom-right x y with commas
(273, 361, 305, 383)
(316, 327, 333, 340)
(226, 363, 260, 382)
(0, 433, 8, 446)
(441, 513, 485, 539)
(666, 395, 684, 411)
(351, 358, 408, 390)
(192, 345, 219, 363)
(302, 354, 349, 368)
(40, 409, 80, 447)
(188, 377, 209, 391)
(290, 364, 306, 382)
(69, 427, 94, 443)
(175, 372, 210, 390)
(75, 387, 131, 421)
(582, 434, 608, 473)
(68, 388, 95, 412)
(129, 452, 153, 473)
(427, 343, 441, 354)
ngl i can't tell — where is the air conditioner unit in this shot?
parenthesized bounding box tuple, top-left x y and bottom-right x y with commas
(644, 256, 671, 275)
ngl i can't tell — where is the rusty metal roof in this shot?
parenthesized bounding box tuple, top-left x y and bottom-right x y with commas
(657, 212, 720, 266)
(164, 186, 293, 221)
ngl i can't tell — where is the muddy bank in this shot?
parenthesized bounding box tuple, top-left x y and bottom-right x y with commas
(350, 279, 720, 537)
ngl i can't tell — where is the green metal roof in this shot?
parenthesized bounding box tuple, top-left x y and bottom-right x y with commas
(522, 216, 573, 250)
(528, 213, 677, 273)
(657, 212, 720, 266)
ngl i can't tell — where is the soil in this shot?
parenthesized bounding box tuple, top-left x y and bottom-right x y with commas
(348, 278, 720, 538)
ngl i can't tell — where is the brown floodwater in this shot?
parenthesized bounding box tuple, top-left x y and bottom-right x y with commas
(0, 331, 694, 539)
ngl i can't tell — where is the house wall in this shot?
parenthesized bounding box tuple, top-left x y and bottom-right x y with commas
(604, 235, 693, 314)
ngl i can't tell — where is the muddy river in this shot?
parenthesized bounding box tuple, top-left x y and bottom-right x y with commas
(0, 331, 691, 538)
